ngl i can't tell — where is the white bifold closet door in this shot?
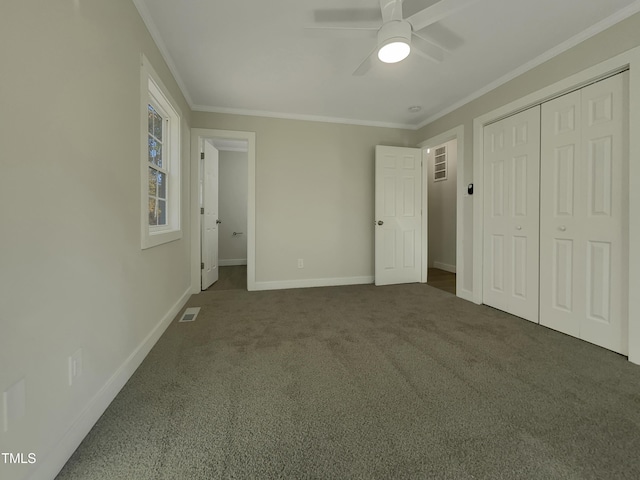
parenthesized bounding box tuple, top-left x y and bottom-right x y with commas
(483, 106, 541, 322)
(540, 73, 628, 355)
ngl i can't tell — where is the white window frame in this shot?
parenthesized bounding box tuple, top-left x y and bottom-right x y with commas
(140, 55, 182, 249)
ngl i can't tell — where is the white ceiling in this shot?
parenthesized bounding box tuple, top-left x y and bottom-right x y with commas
(134, 0, 640, 129)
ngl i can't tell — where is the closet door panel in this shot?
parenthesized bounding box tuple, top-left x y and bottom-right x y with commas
(540, 73, 627, 354)
(540, 90, 582, 337)
(483, 106, 540, 322)
(579, 74, 626, 354)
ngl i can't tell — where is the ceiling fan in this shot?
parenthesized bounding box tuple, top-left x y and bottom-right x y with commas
(308, 0, 479, 75)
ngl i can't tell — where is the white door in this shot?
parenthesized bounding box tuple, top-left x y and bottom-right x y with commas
(201, 140, 219, 290)
(483, 106, 540, 322)
(540, 73, 628, 354)
(375, 145, 423, 286)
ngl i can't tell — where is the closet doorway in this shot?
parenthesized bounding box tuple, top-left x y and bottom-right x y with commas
(482, 72, 629, 354)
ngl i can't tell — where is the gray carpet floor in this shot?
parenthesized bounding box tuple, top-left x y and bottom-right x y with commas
(56, 283, 640, 479)
(205, 265, 247, 292)
(427, 268, 456, 295)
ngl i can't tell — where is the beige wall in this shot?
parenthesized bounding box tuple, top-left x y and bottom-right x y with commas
(427, 139, 457, 270)
(219, 150, 248, 264)
(193, 112, 415, 285)
(413, 11, 640, 298)
(0, 2, 192, 479)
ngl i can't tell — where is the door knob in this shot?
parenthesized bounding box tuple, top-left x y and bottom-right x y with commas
(377, 220, 384, 226)
(559, 225, 566, 231)
(216, 219, 222, 224)
(516, 225, 522, 230)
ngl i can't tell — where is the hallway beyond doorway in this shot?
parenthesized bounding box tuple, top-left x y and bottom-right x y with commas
(205, 265, 247, 291)
(427, 268, 456, 295)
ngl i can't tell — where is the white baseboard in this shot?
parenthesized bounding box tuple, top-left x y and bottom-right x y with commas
(219, 259, 247, 266)
(456, 288, 475, 303)
(433, 262, 456, 273)
(32, 287, 192, 480)
(254, 275, 374, 291)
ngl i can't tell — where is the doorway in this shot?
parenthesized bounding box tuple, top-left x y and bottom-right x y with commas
(190, 129, 256, 293)
(480, 73, 628, 354)
(418, 125, 466, 298)
(210, 139, 249, 291)
(425, 139, 458, 295)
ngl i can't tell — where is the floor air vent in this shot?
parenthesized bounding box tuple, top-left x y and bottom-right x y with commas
(179, 307, 200, 323)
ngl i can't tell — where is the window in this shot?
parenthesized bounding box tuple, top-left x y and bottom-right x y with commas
(433, 146, 447, 181)
(147, 102, 167, 226)
(140, 55, 182, 249)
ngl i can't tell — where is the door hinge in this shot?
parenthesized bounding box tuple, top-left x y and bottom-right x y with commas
(201, 152, 205, 160)
(201, 262, 204, 270)
(201, 207, 204, 214)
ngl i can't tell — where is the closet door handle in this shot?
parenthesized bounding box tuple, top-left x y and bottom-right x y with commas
(559, 225, 566, 232)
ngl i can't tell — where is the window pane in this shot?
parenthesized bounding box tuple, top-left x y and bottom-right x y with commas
(148, 136, 162, 168)
(157, 171, 166, 199)
(148, 197, 157, 226)
(157, 200, 167, 225)
(148, 167, 158, 196)
(148, 105, 155, 134)
(153, 112, 163, 141)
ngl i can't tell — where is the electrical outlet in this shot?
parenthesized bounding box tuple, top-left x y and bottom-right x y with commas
(297, 258, 304, 269)
(68, 349, 83, 386)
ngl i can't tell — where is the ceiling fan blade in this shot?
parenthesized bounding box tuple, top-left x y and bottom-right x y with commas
(353, 48, 379, 76)
(406, 0, 480, 32)
(379, 0, 404, 22)
(304, 25, 378, 40)
(417, 22, 464, 51)
(411, 33, 444, 63)
(313, 8, 382, 24)
(412, 30, 450, 54)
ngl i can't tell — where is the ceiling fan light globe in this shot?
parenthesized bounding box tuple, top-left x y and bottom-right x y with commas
(378, 41, 410, 63)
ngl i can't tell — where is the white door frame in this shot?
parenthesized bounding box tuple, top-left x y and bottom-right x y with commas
(472, 46, 640, 364)
(417, 125, 467, 300)
(190, 128, 256, 292)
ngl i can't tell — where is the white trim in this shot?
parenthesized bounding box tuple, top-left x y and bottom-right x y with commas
(254, 276, 374, 291)
(416, 1, 640, 129)
(131, 0, 194, 107)
(472, 46, 640, 364)
(140, 54, 183, 249)
(433, 262, 456, 273)
(457, 288, 475, 303)
(219, 259, 247, 266)
(191, 104, 414, 130)
(31, 287, 192, 480)
(628, 47, 640, 365)
(420, 149, 428, 284)
(417, 125, 465, 300)
(191, 129, 256, 293)
(213, 146, 248, 153)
